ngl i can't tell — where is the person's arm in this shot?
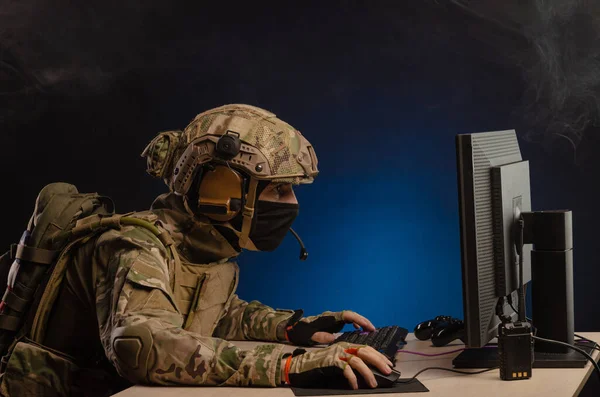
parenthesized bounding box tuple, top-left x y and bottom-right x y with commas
(213, 298, 378, 345)
(93, 227, 284, 387)
(212, 295, 298, 342)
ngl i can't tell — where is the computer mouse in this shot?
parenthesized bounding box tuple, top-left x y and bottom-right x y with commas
(360, 366, 401, 388)
(327, 365, 401, 389)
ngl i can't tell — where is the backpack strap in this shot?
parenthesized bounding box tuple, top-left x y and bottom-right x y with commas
(27, 214, 180, 344)
(10, 243, 57, 265)
(0, 315, 19, 332)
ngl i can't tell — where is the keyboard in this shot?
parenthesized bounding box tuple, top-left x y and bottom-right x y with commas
(330, 325, 408, 361)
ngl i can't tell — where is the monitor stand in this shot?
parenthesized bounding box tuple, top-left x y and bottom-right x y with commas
(454, 210, 595, 369)
(452, 342, 597, 369)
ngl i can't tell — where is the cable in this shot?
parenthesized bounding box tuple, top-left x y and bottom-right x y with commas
(532, 336, 600, 381)
(395, 341, 599, 385)
(397, 348, 465, 357)
(574, 336, 600, 352)
(575, 334, 598, 344)
(517, 219, 526, 322)
(508, 301, 519, 317)
(576, 342, 600, 352)
(508, 308, 596, 351)
(397, 366, 499, 384)
(397, 345, 497, 357)
(506, 299, 598, 366)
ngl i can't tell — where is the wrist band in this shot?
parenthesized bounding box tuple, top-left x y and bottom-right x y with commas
(284, 355, 293, 385)
(285, 326, 293, 342)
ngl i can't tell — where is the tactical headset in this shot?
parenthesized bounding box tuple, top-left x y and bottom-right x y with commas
(193, 131, 308, 259)
(195, 131, 246, 222)
(144, 127, 309, 259)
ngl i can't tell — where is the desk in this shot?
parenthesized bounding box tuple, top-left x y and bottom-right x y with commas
(115, 332, 600, 397)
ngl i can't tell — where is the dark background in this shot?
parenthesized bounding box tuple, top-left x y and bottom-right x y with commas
(1, 1, 599, 394)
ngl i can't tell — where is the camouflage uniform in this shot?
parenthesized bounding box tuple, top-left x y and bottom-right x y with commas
(0, 104, 321, 396)
(1, 199, 298, 396)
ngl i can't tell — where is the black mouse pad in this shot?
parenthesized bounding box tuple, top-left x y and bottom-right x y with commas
(290, 379, 429, 396)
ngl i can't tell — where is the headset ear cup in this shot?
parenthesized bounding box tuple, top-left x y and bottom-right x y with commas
(141, 130, 183, 186)
(197, 166, 245, 221)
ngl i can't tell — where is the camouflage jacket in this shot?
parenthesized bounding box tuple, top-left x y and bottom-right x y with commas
(1, 193, 295, 396)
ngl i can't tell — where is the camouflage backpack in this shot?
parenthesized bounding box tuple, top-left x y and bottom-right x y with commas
(0, 182, 178, 375)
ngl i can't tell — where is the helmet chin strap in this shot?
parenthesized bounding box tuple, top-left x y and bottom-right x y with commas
(182, 194, 198, 219)
(183, 194, 260, 250)
(238, 178, 258, 250)
(219, 223, 259, 251)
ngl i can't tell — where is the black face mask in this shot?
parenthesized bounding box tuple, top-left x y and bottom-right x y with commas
(249, 200, 299, 251)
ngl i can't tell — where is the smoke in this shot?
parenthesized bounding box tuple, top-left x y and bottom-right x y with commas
(4, 0, 600, 160)
(0, 1, 186, 93)
(521, 0, 600, 156)
(0, 1, 217, 129)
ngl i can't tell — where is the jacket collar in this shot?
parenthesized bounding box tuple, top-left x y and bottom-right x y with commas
(150, 193, 240, 264)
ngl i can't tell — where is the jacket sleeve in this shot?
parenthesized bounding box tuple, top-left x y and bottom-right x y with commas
(212, 295, 297, 342)
(93, 227, 284, 387)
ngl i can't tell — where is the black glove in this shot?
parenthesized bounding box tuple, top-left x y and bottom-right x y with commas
(282, 343, 364, 388)
(285, 310, 346, 346)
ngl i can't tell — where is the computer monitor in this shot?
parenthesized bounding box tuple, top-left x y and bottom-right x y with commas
(454, 129, 592, 369)
(455, 129, 531, 348)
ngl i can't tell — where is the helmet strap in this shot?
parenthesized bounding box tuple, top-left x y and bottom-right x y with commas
(182, 191, 260, 250)
(238, 178, 259, 250)
(218, 222, 259, 251)
(180, 171, 261, 250)
(182, 195, 197, 218)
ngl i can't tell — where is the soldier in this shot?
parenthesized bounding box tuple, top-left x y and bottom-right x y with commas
(1, 104, 393, 396)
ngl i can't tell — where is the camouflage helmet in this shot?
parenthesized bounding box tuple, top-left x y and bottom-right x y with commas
(141, 104, 319, 250)
(141, 104, 319, 192)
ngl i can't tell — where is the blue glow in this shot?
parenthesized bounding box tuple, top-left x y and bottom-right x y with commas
(236, 126, 465, 332)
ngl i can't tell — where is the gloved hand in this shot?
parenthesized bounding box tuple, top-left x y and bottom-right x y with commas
(285, 310, 376, 346)
(281, 342, 394, 389)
